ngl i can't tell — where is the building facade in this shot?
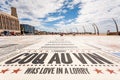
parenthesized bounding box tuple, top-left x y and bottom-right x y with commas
(0, 7, 20, 35)
(20, 24, 35, 35)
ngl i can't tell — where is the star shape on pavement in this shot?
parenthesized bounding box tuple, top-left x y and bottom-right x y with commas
(94, 69, 103, 74)
(12, 69, 21, 74)
(106, 69, 115, 74)
(0, 69, 9, 74)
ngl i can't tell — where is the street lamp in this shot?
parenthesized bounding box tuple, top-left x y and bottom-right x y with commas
(92, 23, 99, 35)
(112, 18, 119, 35)
(83, 26, 86, 34)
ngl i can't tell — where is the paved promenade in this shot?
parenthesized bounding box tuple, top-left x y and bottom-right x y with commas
(0, 35, 120, 80)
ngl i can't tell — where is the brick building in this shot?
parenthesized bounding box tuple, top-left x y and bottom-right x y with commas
(0, 7, 20, 35)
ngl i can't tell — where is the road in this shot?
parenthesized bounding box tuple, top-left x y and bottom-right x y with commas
(0, 35, 120, 80)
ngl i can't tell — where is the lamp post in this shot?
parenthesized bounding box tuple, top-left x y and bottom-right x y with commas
(92, 23, 99, 35)
(112, 18, 119, 35)
(83, 26, 86, 34)
(93, 25, 96, 35)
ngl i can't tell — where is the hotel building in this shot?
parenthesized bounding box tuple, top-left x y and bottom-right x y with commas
(0, 7, 20, 35)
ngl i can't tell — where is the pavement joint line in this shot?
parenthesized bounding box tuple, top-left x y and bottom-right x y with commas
(0, 50, 20, 62)
(99, 50, 120, 63)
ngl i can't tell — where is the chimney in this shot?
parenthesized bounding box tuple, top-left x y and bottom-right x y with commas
(11, 7, 18, 18)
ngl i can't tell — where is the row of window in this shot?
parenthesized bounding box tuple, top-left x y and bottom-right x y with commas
(20, 24, 35, 33)
(0, 15, 20, 31)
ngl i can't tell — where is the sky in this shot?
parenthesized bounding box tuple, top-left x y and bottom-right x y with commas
(0, 0, 120, 33)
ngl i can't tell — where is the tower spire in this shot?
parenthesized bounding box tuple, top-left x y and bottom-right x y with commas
(11, 7, 18, 18)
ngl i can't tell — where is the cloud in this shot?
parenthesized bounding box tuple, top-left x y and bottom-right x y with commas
(45, 16, 64, 22)
(58, 0, 120, 33)
(77, 0, 120, 33)
(0, 0, 120, 33)
(76, 0, 120, 22)
(0, 0, 64, 27)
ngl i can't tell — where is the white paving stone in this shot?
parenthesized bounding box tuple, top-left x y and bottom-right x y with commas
(0, 35, 120, 80)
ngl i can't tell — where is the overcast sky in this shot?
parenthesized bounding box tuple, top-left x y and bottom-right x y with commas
(0, 0, 120, 33)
